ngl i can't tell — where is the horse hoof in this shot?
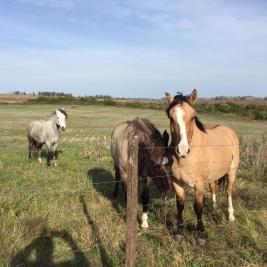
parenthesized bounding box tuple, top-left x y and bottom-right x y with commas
(175, 234, 184, 242)
(38, 158, 42, 163)
(197, 237, 206, 246)
(229, 215, 235, 222)
(141, 221, 149, 229)
(53, 162, 58, 166)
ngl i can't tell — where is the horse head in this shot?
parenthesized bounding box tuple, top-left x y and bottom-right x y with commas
(55, 108, 67, 131)
(165, 89, 203, 158)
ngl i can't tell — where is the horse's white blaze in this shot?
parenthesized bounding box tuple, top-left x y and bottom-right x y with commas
(175, 107, 189, 156)
(228, 195, 235, 222)
(141, 212, 149, 228)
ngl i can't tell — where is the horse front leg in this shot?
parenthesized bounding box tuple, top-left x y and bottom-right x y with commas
(112, 165, 120, 201)
(194, 184, 206, 246)
(141, 177, 152, 229)
(37, 143, 43, 163)
(172, 181, 185, 241)
(52, 144, 58, 166)
(46, 143, 53, 166)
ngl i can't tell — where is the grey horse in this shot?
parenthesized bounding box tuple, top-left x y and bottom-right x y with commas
(27, 108, 67, 166)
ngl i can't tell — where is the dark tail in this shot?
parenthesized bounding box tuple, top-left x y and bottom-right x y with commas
(216, 174, 228, 190)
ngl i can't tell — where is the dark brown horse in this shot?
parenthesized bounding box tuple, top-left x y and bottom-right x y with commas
(165, 90, 239, 245)
(111, 117, 170, 228)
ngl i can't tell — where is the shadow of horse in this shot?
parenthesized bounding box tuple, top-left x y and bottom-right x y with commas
(87, 167, 171, 228)
(79, 195, 115, 267)
(87, 168, 126, 217)
(10, 227, 89, 267)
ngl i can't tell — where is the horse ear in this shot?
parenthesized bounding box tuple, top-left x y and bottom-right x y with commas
(187, 89, 197, 104)
(165, 92, 174, 104)
(162, 130, 169, 147)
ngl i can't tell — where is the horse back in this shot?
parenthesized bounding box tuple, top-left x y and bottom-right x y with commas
(27, 120, 50, 144)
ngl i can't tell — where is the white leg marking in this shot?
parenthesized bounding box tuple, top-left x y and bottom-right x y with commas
(175, 107, 189, 156)
(53, 144, 58, 166)
(38, 158, 42, 163)
(141, 212, 149, 229)
(212, 193, 217, 208)
(228, 195, 235, 222)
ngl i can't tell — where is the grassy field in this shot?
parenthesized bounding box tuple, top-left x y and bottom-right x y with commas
(0, 104, 266, 267)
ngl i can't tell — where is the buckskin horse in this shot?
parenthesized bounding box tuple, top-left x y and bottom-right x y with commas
(165, 90, 239, 245)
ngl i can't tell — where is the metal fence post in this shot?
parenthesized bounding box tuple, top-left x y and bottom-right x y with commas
(125, 135, 138, 267)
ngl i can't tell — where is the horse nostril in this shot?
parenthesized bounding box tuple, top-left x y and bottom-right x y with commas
(188, 148, 191, 154)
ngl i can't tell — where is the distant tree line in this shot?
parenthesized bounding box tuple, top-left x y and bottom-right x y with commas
(95, 94, 113, 99)
(12, 91, 26, 95)
(27, 95, 267, 120)
(214, 96, 266, 101)
(38, 91, 73, 97)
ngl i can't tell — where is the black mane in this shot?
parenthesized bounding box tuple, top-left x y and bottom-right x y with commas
(166, 92, 206, 133)
(166, 92, 188, 118)
(58, 108, 68, 119)
(195, 116, 206, 133)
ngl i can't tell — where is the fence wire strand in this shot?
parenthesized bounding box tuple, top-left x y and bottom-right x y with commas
(0, 141, 256, 266)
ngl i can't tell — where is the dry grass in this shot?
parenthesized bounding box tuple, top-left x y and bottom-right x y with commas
(0, 94, 37, 104)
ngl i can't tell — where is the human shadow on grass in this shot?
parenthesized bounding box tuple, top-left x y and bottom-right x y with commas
(10, 227, 89, 267)
(87, 168, 126, 217)
(79, 195, 114, 267)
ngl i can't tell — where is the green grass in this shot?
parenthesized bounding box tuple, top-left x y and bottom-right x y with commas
(0, 104, 266, 267)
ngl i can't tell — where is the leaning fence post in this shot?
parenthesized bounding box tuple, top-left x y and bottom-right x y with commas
(125, 135, 138, 267)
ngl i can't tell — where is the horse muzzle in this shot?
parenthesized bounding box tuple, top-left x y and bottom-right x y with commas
(175, 145, 190, 158)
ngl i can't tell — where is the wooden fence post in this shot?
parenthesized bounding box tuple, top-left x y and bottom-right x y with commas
(125, 135, 138, 267)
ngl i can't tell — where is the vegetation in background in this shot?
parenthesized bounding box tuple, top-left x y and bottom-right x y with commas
(26, 95, 267, 120)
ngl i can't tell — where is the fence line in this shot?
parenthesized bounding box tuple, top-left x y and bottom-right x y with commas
(0, 166, 248, 197)
(125, 135, 138, 267)
(0, 141, 258, 267)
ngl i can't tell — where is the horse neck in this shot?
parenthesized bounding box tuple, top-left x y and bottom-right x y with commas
(48, 115, 60, 134)
(190, 120, 206, 144)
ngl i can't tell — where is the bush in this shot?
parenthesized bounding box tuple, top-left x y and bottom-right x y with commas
(26, 96, 267, 120)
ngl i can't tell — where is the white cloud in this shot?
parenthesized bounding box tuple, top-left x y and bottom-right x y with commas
(0, 0, 267, 97)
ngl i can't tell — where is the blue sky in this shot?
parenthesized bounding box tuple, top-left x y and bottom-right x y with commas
(0, 0, 266, 98)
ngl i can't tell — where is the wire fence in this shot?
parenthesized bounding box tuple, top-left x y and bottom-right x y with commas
(0, 138, 263, 267)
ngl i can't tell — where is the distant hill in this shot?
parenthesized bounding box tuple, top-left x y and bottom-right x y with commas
(0, 94, 37, 103)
